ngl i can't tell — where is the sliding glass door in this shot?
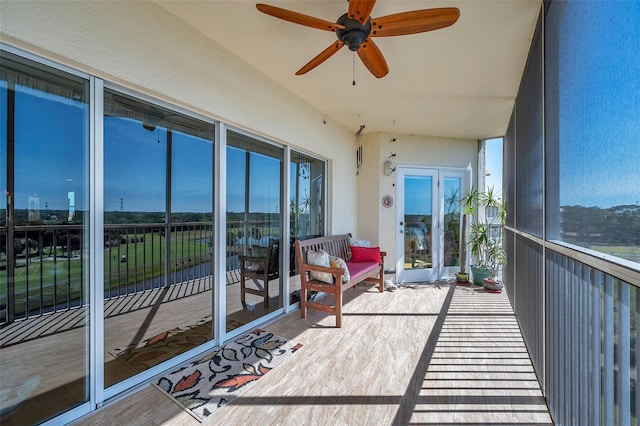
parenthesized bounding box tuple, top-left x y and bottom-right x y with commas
(0, 50, 91, 425)
(0, 47, 327, 424)
(226, 131, 283, 331)
(103, 89, 215, 387)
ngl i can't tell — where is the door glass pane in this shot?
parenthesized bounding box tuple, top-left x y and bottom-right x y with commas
(227, 131, 282, 331)
(103, 90, 214, 387)
(443, 177, 462, 268)
(290, 152, 324, 241)
(289, 151, 325, 303)
(404, 175, 432, 270)
(170, 130, 214, 289)
(1, 51, 90, 424)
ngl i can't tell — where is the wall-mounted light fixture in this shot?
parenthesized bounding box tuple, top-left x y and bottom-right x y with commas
(383, 152, 396, 176)
(383, 160, 394, 176)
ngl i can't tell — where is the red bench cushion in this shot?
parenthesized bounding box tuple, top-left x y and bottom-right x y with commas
(346, 261, 380, 280)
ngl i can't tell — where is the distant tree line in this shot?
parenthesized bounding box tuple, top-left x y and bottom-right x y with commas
(4, 205, 638, 248)
(561, 205, 640, 245)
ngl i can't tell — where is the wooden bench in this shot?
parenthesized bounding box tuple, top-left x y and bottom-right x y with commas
(294, 235, 386, 328)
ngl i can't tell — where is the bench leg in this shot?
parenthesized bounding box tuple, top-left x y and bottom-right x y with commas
(300, 286, 307, 319)
(336, 288, 342, 328)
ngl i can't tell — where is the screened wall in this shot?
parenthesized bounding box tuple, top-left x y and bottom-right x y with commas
(505, 1, 640, 424)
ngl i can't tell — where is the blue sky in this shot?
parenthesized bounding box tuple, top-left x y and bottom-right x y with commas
(404, 175, 433, 216)
(556, 0, 640, 208)
(485, 138, 503, 197)
(4, 87, 88, 212)
(226, 146, 281, 213)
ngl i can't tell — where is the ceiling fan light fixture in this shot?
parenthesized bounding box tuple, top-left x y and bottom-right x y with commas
(343, 30, 366, 51)
(336, 14, 371, 51)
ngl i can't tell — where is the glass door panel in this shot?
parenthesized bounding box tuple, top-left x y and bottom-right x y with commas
(226, 131, 283, 333)
(442, 175, 463, 278)
(0, 51, 91, 424)
(397, 168, 437, 282)
(103, 90, 214, 387)
(289, 151, 325, 303)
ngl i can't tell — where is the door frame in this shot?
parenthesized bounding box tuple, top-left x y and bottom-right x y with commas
(395, 166, 469, 283)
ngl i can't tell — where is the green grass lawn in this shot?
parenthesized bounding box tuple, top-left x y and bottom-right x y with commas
(587, 244, 640, 264)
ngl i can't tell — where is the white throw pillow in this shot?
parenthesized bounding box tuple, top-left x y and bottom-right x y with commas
(307, 249, 333, 283)
(348, 237, 371, 247)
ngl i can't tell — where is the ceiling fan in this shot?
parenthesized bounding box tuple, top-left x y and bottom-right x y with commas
(256, 1, 460, 78)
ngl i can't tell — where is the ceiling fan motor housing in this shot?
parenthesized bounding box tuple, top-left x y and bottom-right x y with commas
(336, 14, 372, 51)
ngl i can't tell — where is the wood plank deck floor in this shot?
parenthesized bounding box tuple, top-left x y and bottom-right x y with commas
(72, 282, 553, 426)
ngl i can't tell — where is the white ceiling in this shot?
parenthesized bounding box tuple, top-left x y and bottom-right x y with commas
(156, 0, 541, 140)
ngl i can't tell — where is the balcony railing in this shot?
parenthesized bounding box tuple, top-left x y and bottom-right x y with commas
(1, 224, 86, 323)
(1, 218, 304, 325)
(103, 222, 215, 298)
(1, 222, 230, 325)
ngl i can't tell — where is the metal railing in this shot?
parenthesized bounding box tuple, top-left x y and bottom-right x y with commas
(505, 226, 639, 425)
(1, 224, 85, 323)
(0, 219, 287, 325)
(103, 222, 214, 299)
(1, 222, 216, 324)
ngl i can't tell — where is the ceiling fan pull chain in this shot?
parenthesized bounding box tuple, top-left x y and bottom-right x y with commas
(353, 52, 356, 86)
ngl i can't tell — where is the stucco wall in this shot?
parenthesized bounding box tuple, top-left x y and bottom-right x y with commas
(357, 132, 477, 273)
(0, 0, 357, 235)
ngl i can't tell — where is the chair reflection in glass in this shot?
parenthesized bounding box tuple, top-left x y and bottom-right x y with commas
(239, 239, 279, 308)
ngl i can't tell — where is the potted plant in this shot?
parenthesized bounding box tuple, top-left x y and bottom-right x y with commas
(461, 186, 506, 286)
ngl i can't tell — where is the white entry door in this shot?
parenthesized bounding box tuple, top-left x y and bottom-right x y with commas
(396, 167, 467, 283)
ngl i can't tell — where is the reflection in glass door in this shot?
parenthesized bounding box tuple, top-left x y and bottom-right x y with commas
(226, 131, 283, 334)
(442, 176, 463, 278)
(0, 51, 91, 425)
(103, 90, 215, 388)
(397, 168, 437, 282)
(289, 151, 325, 303)
(396, 168, 466, 283)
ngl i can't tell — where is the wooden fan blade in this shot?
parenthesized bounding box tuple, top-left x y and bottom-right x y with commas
(296, 41, 345, 75)
(370, 8, 460, 37)
(348, 0, 377, 25)
(357, 38, 389, 78)
(256, 4, 345, 32)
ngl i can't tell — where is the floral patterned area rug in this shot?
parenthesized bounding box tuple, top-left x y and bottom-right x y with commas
(155, 329, 302, 421)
